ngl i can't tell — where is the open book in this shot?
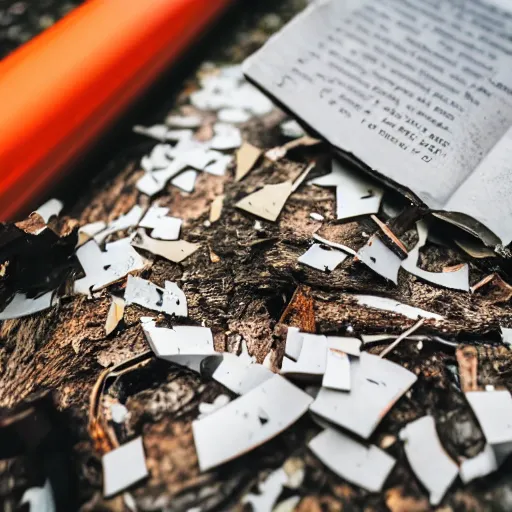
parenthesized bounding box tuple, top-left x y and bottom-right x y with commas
(243, 0, 512, 246)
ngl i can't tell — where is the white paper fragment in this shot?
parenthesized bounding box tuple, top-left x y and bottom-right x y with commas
(465, 390, 512, 465)
(210, 123, 242, 150)
(20, 479, 55, 512)
(111, 403, 129, 424)
(312, 233, 357, 256)
(136, 160, 188, 196)
(132, 230, 199, 263)
(94, 205, 145, 244)
(166, 114, 202, 129)
(142, 318, 214, 371)
(35, 199, 63, 224)
(281, 119, 305, 139)
(322, 341, 351, 391)
(501, 326, 512, 347)
(139, 205, 181, 240)
(326, 336, 361, 356)
(125, 276, 187, 317)
(310, 352, 417, 439)
(149, 144, 173, 168)
(354, 295, 444, 321)
(218, 107, 251, 123)
(171, 170, 198, 193)
(105, 295, 125, 335)
(309, 428, 395, 493)
(133, 124, 168, 141)
(284, 327, 303, 361)
(74, 238, 146, 295)
(357, 236, 402, 284)
(310, 212, 324, 221)
(198, 394, 231, 419)
(402, 222, 469, 291)
(309, 160, 383, 220)
(460, 444, 498, 484)
(165, 129, 195, 143)
(78, 221, 107, 246)
(211, 353, 274, 395)
(281, 334, 327, 377)
(236, 142, 262, 181)
(205, 154, 232, 176)
(193, 375, 313, 471)
(274, 496, 301, 512)
(298, 243, 347, 272)
(102, 437, 148, 497)
(242, 468, 288, 512)
(0, 291, 57, 320)
(400, 416, 458, 505)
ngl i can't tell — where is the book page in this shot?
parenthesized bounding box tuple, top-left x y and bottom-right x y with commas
(244, 0, 512, 242)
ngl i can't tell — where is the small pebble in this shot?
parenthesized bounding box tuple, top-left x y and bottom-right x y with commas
(417, 340, 423, 351)
(310, 212, 324, 221)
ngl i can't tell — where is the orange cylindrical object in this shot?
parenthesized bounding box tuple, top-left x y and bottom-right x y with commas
(0, 0, 233, 221)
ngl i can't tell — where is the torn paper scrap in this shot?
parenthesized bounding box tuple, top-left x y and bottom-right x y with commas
(110, 403, 129, 424)
(35, 199, 63, 224)
(210, 195, 224, 223)
(357, 236, 402, 284)
(310, 352, 417, 439)
(298, 243, 348, 272)
(136, 160, 188, 196)
(322, 340, 351, 391)
(309, 160, 383, 220)
(198, 395, 231, 419)
(166, 114, 202, 129)
(206, 352, 274, 395)
(242, 468, 288, 512)
(236, 165, 312, 222)
(218, 107, 251, 124)
(465, 390, 512, 465)
(102, 437, 148, 497)
(133, 124, 168, 141)
(402, 222, 469, 291)
(94, 205, 144, 244)
(142, 318, 214, 371)
(125, 276, 187, 317)
(236, 181, 294, 222)
(105, 295, 125, 335)
(235, 142, 262, 181)
(281, 119, 305, 139)
(74, 238, 146, 295)
(210, 123, 242, 150)
(501, 326, 512, 347)
(171, 169, 198, 193)
(354, 295, 443, 321)
(205, 154, 232, 176)
(460, 444, 498, 484)
(20, 479, 55, 512)
(0, 291, 57, 320)
(281, 333, 327, 378)
(284, 327, 303, 361)
(139, 205, 182, 240)
(326, 336, 361, 357)
(193, 374, 313, 471)
(400, 416, 458, 506)
(78, 221, 107, 246)
(309, 428, 395, 493)
(132, 230, 199, 263)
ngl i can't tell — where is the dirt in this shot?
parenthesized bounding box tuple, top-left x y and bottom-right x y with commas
(1, 1, 512, 511)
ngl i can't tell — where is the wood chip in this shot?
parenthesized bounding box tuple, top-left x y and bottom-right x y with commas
(456, 345, 479, 392)
(279, 286, 316, 333)
(470, 273, 512, 303)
